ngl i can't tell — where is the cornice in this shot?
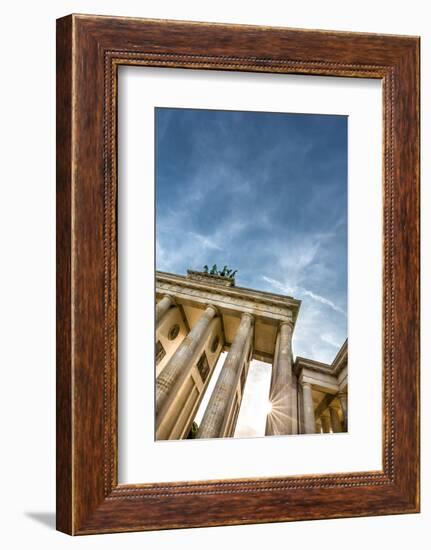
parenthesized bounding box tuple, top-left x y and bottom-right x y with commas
(156, 271, 301, 324)
(294, 339, 348, 377)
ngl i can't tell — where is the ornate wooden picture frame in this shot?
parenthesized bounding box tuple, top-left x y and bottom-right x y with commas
(56, 14, 420, 534)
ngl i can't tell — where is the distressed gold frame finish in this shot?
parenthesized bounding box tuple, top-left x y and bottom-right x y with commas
(57, 14, 420, 534)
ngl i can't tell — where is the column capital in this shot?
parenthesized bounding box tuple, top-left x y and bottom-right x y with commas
(162, 293, 175, 303)
(302, 381, 312, 390)
(204, 303, 219, 316)
(239, 311, 254, 324)
(156, 294, 177, 326)
(279, 319, 294, 330)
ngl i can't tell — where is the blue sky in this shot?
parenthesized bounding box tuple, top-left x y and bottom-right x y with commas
(155, 107, 347, 364)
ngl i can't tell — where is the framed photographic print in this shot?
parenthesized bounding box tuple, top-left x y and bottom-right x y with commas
(56, 14, 420, 534)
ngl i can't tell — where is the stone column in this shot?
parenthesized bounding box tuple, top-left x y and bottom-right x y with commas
(338, 390, 348, 430)
(291, 372, 299, 435)
(156, 294, 174, 327)
(297, 383, 305, 434)
(156, 304, 217, 427)
(265, 332, 279, 436)
(320, 413, 331, 433)
(329, 405, 342, 433)
(302, 382, 316, 434)
(197, 313, 254, 439)
(266, 321, 294, 436)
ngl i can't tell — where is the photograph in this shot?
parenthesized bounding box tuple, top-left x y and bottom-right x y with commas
(0, 0, 424, 543)
(154, 107, 348, 441)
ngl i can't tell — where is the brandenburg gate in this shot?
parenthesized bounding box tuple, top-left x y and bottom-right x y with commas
(155, 269, 348, 440)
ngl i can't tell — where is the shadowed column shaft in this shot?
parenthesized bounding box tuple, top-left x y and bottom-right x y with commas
(156, 294, 174, 327)
(329, 406, 342, 433)
(266, 321, 294, 436)
(291, 372, 298, 434)
(338, 390, 348, 430)
(321, 413, 331, 433)
(302, 382, 316, 434)
(197, 313, 253, 439)
(265, 333, 280, 435)
(156, 305, 217, 425)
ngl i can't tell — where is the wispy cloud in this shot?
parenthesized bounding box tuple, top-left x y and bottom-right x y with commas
(321, 333, 342, 349)
(262, 276, 346, 317)
(301, 289, 346, 317)
(188, 231, 223, 251)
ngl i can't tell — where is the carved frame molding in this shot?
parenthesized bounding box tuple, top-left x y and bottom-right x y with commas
(56, 15, 420, 534)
